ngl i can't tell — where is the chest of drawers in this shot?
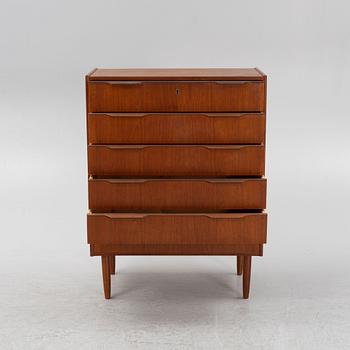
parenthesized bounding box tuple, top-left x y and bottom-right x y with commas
(86, 68, 268, 299)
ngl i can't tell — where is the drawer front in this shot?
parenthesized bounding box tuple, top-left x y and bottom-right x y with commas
(88, 113, 265, 144)
(88, 145, 265, 177)
(88, 81, 264, 112)
(87, 213, 267, 245)
(89, 178, 266, 211)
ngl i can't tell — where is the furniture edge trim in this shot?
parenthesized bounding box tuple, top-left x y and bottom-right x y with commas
(89, 244, 265, 256)
(88, 68, 265, 81)
(86, 68, 98, 80)
(254, 67, 266, 77)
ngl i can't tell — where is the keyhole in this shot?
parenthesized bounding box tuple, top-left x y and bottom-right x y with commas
(176, 88, 180, 96)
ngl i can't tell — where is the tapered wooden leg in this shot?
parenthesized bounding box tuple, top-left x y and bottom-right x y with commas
(110, 256, 116, 275)
(236, 256, 243, 275)
(243, 256, 252, 299)
(101, 256, 111, 299)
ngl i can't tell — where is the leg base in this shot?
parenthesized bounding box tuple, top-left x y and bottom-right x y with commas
(110, 256, 116, 275)
(236, 255, 243, 275)
(101, 256, 111, 299)
(243, 256, 252, 299)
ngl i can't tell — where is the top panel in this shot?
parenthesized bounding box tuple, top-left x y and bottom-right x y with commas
(88, 68, 265, 81)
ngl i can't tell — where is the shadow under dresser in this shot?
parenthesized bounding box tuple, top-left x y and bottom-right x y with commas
(85, 68, 268, 299)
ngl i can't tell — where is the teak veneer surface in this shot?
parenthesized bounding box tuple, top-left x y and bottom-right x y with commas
(89, 68, 264, 81)
(88, 144, 265, 177)
(85, 67, 268, 299)
(87, 213, 267, 245)
(88, 113, 265, 145)
(88, 178, 266, 211)
(91, 244, 263, 256)
(88, 80, 264, 112)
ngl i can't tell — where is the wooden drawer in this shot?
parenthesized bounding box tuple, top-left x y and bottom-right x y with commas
(88, 145, 265, 177)
(88, 81, 264, 112)
(87, 213, 267, 245)
(88, 113, 265, 144)
(89, 178, 266, 211)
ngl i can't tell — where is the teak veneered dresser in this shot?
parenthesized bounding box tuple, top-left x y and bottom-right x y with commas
(85, 68, 268, 299)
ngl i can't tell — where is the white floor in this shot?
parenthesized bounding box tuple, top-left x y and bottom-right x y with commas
(1, 251, 350, 349)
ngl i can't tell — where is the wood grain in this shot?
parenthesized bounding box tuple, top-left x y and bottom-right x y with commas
(88, 113, 265, 145)
(243, 256, 252, 299)
(109, 256, 116, 275)
(85, 67, 268, 299)
(88, 81, 264, 112)
(88, 145, 265, 177)
(101, 256, 111, 299)
(237, 256, 243, 275)
(88, 68, 265, 81)
(87, 213, 267, 245)
(91, 244, 263, 256)
(88, 178, 267, 211)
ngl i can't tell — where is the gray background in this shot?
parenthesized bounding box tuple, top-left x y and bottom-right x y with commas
(1, 0, 349, 349)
